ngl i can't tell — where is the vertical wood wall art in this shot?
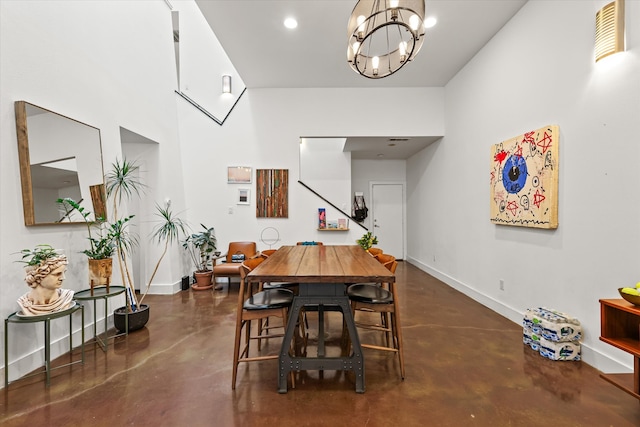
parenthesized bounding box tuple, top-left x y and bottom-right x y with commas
(256, 169, 288, 218)
(490, 125, 559, 229)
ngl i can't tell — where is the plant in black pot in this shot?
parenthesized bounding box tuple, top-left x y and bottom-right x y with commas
(182, 224, 217, 290)
(104, 158, 188, 332)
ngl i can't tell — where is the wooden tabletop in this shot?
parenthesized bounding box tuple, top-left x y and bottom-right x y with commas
(248, 245, 395, 284)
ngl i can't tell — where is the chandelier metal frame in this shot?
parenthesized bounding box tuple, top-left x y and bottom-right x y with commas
(347, 0, 426, 79)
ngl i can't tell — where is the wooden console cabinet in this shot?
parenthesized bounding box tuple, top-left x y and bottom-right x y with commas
(599, 298, 640, 399)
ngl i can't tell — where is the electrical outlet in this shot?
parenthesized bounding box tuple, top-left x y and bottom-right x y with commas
(499, 279, 505, 291)
(228, 206, 234, 214)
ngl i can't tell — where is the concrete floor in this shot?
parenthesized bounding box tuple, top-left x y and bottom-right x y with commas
(2, 261, 639, 426)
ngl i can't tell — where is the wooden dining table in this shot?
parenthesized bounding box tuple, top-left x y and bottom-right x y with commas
(247, 245, 396, 393)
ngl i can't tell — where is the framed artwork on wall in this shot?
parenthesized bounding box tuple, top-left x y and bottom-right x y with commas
(256, 169, 288, 218)
(490, 125, 559, 229)
(227, 166, 252, 184)
(237, 188, 250, 205)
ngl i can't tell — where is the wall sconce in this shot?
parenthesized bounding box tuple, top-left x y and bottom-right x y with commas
(595, 0, 625, 62)
(222, 75, 232, 94)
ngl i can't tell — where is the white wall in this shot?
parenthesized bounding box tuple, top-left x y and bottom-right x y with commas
(176, 86, 444, 249)
(300, 137, 352, 223)
(407, 0, 640, 373)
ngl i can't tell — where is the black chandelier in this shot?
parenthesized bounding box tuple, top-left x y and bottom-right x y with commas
(347, 0, 426, 79)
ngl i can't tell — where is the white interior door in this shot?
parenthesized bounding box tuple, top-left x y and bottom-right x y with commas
(370, 182, 405, 259)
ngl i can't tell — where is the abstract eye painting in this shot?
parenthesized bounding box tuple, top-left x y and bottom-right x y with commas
(490, 125, 559, 229)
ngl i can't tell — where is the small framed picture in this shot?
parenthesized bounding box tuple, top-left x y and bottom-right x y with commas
(227, 166, 252, 184)
(237, 188, 250, 205)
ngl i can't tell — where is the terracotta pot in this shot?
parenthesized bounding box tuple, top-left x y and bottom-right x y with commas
(89, 258, 113, 290)
(193, 270, 214, 290)
(114, 304, 150, 333)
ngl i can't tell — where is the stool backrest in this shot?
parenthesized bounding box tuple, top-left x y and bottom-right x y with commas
(375, 253, 396, 270)
(368, 247, 383, 256)
(260, 249, 277, 258)
(240, 257, 264, 276)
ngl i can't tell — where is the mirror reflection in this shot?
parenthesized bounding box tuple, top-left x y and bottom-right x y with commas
(15, 101, 105, 225)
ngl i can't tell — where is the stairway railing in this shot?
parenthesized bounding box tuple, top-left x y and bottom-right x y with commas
(298, 181, 368, 231)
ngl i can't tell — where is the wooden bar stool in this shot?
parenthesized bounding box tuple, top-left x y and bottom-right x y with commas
(347, 256, 405, 380)
(232, 258, 294, 389)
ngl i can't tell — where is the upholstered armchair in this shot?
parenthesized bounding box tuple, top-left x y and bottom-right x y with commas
(212, 241, 259, 290)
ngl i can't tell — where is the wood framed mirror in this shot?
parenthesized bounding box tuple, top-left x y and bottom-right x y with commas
(15, 101, 106, 226)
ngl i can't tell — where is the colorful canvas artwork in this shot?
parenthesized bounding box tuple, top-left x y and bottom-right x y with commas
(490, 125, 559, 229)
(256, 169, 288, 218)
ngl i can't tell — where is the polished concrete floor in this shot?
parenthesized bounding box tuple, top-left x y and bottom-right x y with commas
(2, 261, 639, 426)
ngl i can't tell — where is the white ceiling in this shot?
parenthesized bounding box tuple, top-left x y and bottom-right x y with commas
(195, 0, 528, 158)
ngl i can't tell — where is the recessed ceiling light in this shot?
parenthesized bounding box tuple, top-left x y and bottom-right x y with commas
(377, 153, 384, 158)
(284, 17, 298, 29)
(424, 17, 437, 29)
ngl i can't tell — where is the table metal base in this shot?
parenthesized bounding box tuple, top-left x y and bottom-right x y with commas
(278, 283, 364, 393)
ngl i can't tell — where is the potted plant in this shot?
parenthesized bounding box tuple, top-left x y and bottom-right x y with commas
(182, 224, 217, 290)
(356, 231, 378, 251)
(17, 243, 63, 267)
(101, 158, 188, 332)
(56, 197, 116, 291)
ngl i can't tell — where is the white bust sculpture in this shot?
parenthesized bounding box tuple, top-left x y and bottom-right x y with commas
(17, 254, 74, 316)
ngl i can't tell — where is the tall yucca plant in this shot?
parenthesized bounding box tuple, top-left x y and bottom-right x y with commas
(105, 158, 143, 311)
(105, 158, 187, 311)
(143, 202, 188, 304)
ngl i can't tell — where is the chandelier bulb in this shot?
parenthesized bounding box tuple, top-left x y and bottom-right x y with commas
(390, 0, 399, 21)
(399, 41, 407, 63)
(356, 15, 366, 40)
(409, 14, 420, 31)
